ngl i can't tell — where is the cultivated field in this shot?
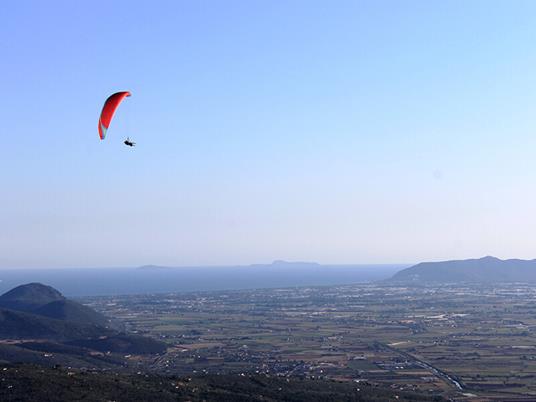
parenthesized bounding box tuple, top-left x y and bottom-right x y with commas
(83, 283, 536, 401)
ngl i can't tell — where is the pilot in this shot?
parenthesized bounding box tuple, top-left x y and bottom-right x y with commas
(124, 137, 135, 147)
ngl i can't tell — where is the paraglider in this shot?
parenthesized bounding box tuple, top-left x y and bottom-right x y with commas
(98, 91, 132, 142)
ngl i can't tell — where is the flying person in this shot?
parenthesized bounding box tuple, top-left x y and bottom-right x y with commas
(124, 137, 135, 147)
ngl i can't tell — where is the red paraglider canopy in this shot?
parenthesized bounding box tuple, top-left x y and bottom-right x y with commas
(98, 91, 131, 140)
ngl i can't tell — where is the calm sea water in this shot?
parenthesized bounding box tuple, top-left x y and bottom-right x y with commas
(0, 264, 407, 297)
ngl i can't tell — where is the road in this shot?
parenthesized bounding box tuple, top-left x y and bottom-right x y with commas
(377, 342, 464, 390)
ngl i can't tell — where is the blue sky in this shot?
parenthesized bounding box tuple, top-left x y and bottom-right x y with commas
(2, 1, 536, 268)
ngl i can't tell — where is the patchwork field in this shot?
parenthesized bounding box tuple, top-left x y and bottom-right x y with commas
(83, 283, 536, 401)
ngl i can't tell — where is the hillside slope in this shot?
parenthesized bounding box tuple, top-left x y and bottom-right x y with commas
(0, 283, 65, 312)
(0, 364, 444, 402)
(0, 283, 166, 360)
(34, 299, 109, 327)
(0, 308, 111, 340)
(389, 256, 536, 283)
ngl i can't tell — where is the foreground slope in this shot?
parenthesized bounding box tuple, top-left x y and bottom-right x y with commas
(388, 256, 536, 283)
(0, 364, 444, 402)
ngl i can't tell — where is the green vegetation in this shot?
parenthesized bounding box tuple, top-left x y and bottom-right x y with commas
(0, 364, 443, 402)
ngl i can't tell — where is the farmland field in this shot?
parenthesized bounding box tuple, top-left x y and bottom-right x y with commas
(83, 283, 536, 401)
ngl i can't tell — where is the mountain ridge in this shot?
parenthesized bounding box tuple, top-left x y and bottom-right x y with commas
(0, 283, 166, 361)
(389, 256, 536, 283)
(0, 282, 65, 311)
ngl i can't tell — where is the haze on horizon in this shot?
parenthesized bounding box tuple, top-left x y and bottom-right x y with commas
(2, 1, 536, 269)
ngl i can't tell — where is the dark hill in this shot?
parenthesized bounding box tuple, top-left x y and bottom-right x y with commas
(34, 299, 109, 327)
(0, 283, 110, 328)
(0, 283, 65, 312)
(0, 308, 112, 340)
(389, 256, 536, 283)
(0, 283, 166, 357)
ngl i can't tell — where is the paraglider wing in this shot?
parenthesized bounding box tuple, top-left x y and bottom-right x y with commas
(98, 91, 131, 140)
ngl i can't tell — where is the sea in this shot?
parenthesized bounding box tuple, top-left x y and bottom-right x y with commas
(0, 264, 407, 297)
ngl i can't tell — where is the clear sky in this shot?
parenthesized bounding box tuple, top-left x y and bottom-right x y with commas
(2, 1, 536, 268)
